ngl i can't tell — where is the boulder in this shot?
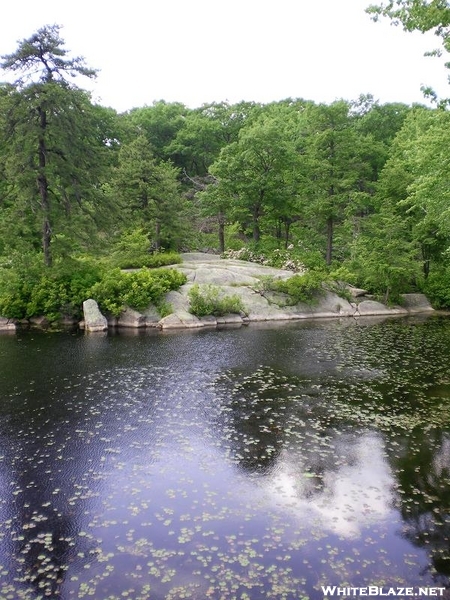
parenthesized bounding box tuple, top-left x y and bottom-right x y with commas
(165, 290, 190, 312)
(216, 314, 244, 325)
(142, 305, 161, 327)
(401, 293, 434, 312)
(122, 254, 437, 331)
(309, 291, 355, 317)
(29, 315, 50, 328)
(82, 299, 108, 332)
(175, 309, 203, 328)
(0, 317, 16, 332)
(117, 307, 146, 328)
(346, 285, 369, 298)
(199, 315, 217, 327)
(59, 315, 78, 327)
(158, 313, 185, 329)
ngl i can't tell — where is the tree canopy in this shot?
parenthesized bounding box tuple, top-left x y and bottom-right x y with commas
(1, 22, 450, 316)
(0, 25, 102, 266)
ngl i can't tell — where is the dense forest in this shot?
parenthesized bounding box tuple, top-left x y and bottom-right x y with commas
(1, 1, 450, 323)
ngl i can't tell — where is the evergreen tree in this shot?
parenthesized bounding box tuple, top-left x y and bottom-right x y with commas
(0, 25, 101, 266)
(113, 136, 184, 250)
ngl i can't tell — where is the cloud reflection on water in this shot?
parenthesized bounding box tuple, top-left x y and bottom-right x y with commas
(267, 432, 394, 539)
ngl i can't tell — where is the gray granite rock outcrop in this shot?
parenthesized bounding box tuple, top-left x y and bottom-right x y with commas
(150, 254, 436, 330)
(2, 254, 435, 334)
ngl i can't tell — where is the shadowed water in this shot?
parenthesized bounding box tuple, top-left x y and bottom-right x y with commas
(0, 315, 449, 599)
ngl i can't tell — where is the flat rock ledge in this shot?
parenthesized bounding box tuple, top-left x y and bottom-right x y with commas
(108, 254, 435, 331)
(0, 255, 436, 334)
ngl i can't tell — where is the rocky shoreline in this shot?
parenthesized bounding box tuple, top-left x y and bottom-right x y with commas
(0, 253, 435, 333)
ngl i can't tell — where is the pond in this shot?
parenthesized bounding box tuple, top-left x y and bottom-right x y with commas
(0, 315, 450, 599)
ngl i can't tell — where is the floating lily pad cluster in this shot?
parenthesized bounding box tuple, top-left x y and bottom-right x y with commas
(0, 317, 449, 598)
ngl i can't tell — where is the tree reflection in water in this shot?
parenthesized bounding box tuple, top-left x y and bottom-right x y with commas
(392, 428, 450, 584)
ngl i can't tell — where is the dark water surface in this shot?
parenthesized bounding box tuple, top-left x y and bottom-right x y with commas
(1, 315, 450, 599)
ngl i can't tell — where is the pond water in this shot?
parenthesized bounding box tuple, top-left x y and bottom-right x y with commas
(1, 315, 450, 599)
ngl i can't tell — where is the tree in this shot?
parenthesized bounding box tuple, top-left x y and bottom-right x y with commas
(126, 101, 188, 162)
(303, 101, 377, 265)
(208, 115, 301, 245)
(351, 200, 420, 303)
(0, 25, 100, 266)
(113, 136, 184, 250)
(367, 0, 450, 44)
(168, 101, 261, 177)
(375, 106, 450, 278)
(168, 101, 261, 251)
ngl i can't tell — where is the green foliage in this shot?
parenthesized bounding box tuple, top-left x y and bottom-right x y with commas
(0, 258, 102, 321)
(114, 251, 182, 270)
(421, 270, 450, 309)
(0, 251, 186, 321)
(90, 268, 186, 317)
(156, 299, 174, 318)
(112, 228, 150, 255)
(328, 265, 359, 287)
(0, 26, 105, 267)
(1, 34, 449, 309)
(113, 135, 186, 251)
(221, 246, 306, 273)
(188, 284, 245, 317)
(209, 112, 303, 243)
(127, 100, 188, 162)
(109, 230, 182, 269)
(268, 271, 329, 305)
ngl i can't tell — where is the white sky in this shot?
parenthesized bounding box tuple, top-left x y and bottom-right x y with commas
(1, 0, 448, 112)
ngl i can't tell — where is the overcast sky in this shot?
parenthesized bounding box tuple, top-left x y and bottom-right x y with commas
(1, 0, 448, 112)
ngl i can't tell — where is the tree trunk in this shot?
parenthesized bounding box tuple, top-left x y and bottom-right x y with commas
(326, 215, 333, 266)
(275, 219, 282, 241)
(37, 107, 52, 267)
(252, 200, 261, 243)
(284, 219, 291, 249)
(421, 244, 431, 279)
(42, 215, 52, 267)
(253, 213, 260, 243)
(218, 212, 225, 254)
(155, 220, 161, 250)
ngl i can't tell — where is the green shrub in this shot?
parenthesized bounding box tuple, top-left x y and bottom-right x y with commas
(109, 228, 182, 269)
(0, 258, 102, 321)
(270, 271, 329, 305)
(113, 251, 182, 269)
(188, 284, 246, 317)
(89, 268, 187, 317)
(88, 268, 128, 316)
(0, 256, 186, 321)
(156, 299, 173, 318)
(328, 265, 358, 287)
